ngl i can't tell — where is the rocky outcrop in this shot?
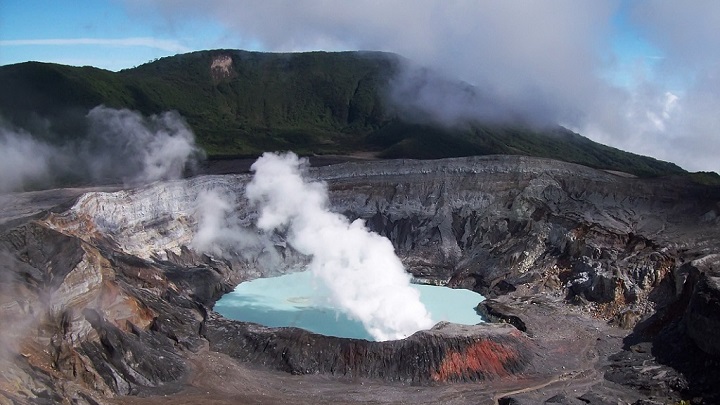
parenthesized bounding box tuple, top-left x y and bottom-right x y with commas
(210, 54, 235, 82)
(683, 256, 720, 356)
(475, 300, 528, 334)
(0, 221, 228, 402)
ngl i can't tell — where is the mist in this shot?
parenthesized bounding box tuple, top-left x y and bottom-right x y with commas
(0, 106, 203, 193)
(132, 0, 720, 173)
(386, 62, 541, 128)
(83, 106, 203, 185)
(0, 127, 55, 193)
(191, 188, 280, 270)
(245, 152, 434, 341)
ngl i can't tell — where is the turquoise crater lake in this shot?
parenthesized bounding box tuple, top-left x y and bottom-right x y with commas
(214, 271, 485, 341)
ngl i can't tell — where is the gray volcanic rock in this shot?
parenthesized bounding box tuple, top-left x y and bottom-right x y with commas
(0, 220, 230, 402)
(475, 300, 528, 334)
(317, 157, 720, 344)
(683, 255, 720, 356)
(1, 155, 720, 403)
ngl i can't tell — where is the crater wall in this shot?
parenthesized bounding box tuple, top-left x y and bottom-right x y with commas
(2, 155, 720, 403)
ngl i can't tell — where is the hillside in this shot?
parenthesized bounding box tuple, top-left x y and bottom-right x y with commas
(0, 49, 687, 177)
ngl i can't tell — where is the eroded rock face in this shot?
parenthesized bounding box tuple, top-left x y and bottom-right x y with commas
(316, 158, 719, 326)
(204, 316, 534, 383)
(0, 221, 226, 402)
(1, 155, 719, 403)
(683, 255, 720, 356)
(210, 54, 235, 82)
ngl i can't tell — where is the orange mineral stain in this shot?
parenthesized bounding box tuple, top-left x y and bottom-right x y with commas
(432, 339, 520, 382)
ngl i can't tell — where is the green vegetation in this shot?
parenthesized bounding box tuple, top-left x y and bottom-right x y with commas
(0, 49, 693, 177)
(685, 171, 720, 186)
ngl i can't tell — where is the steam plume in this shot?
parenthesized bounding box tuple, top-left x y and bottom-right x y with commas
(83, 106, 203, 185)
(246, 152, 434, 341)
(192, 189, 240, 256)
(0, 106, 202, 193)
(191, 189, 279, 268)
(0, 127, 55, 192)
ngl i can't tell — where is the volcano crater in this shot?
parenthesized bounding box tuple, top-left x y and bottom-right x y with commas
(2, 155, 720, 403)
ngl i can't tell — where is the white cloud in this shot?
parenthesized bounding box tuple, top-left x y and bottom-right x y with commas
(129, 0, 619, 126)
(119, 0, 720, 173)
(0, 37, 190, 53)
(631, 1, 720, 72)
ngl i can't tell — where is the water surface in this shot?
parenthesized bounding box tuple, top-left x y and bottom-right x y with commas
(215, 271, 485, 341)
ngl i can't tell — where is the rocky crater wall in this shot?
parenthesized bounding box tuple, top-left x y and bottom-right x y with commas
(1, 155, 720, 403)
(40, 155, 720, 347)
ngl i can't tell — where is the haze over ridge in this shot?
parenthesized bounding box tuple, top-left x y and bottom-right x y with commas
(3, 1, 719, 173)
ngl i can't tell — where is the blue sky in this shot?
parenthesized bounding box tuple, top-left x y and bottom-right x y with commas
(1, 1, 719, 173)
(0, 0, 239, 70)
(606, 2, 663, 88)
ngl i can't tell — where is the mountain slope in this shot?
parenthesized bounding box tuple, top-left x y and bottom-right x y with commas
(0, 49, 686, 177)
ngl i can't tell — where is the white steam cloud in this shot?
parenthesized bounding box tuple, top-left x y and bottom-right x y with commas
(0, 127, 55, 192)
(192, 189, 241, 256)
(191, 189, 280, 269)
(0, 106, 203, 193)
(246, 152, 434, 341)
(84, 106, 202, 185)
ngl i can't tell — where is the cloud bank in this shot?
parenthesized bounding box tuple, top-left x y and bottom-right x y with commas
(127, 0, 720, 173)
(246, 152, 434, 341)
(0, 106, 203, 193)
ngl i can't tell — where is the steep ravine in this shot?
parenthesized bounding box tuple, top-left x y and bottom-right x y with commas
(1, 155, 719, 404)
